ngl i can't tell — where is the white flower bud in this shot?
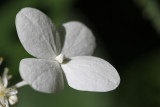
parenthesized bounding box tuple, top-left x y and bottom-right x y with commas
(0, 57, 3, 65)
(9, 95, 18, 105)
(55, 54, 65, 63)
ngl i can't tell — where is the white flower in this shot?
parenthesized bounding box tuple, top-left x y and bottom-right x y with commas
(15, 7, 120, 93)
(0, 58, 18, 107)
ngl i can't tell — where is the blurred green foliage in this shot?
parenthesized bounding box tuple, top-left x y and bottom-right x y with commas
(135, 0, 160, 35)
(114, 49, 160, 107)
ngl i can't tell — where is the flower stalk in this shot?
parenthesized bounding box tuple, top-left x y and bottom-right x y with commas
(15, 81, 27, 88)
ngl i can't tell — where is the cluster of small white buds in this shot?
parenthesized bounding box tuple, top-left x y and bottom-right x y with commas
(0, 57, 18, 107)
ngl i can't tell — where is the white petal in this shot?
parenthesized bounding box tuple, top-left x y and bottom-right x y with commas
(0, 97, 5, 106)
(19, 58, 64, 93)
(2, 68, 9, 88)
(61, 56, 120, 92)
(9, 95, 18, 105)
(4, 97, 9, 107)
(61, 21, 96, 57)
(6, 88, 18, 96)
(16, 7, 61, 58)
(0, 97, 8, 107)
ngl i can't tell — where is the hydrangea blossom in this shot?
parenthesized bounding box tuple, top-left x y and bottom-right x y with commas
(15, 7, 120, 93)
(0, 58, 18, 107)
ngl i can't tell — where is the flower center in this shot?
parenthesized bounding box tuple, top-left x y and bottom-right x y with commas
(55, 54, 65, 64)
(0, 88, 5, 97)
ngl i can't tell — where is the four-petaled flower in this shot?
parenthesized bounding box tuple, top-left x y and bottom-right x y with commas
(16, 7, 120, 93)
(0, 58, 18, 107)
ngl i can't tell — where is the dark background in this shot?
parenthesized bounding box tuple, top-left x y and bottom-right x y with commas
(75, 0, 160, 66)
(75, 0, 160, 107)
